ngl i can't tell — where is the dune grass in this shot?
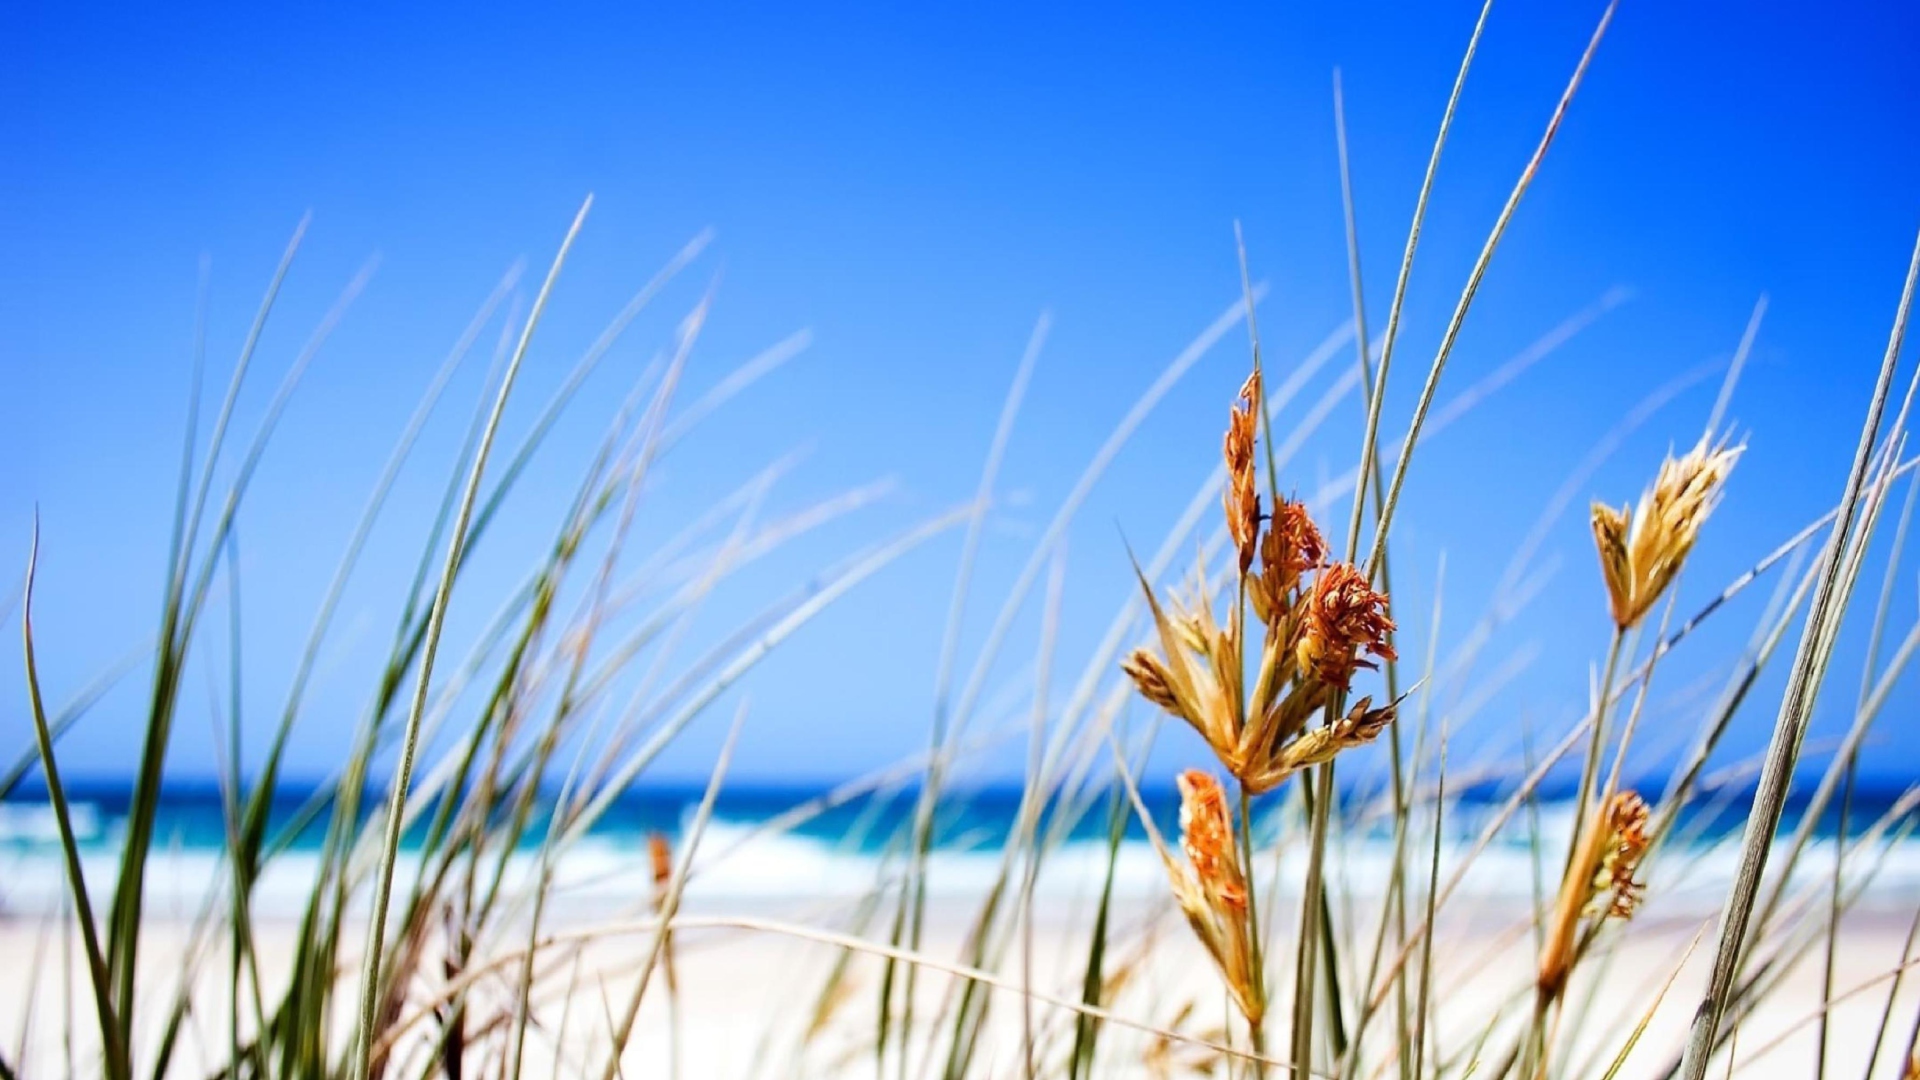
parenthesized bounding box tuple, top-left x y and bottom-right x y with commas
(10, 5, 1920, 1079)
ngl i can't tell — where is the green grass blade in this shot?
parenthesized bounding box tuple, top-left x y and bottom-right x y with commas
(22, 522, 127, 1080)
(351, 195, 592, 1080)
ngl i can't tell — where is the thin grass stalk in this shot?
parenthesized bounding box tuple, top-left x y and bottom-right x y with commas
(1346, 556, 1445, 1080)
(893, 295, 1255, 1075)
(1412, 734, 1446, 1080)
(458, 295, 713, 942)
(351, 196, 592, 1080)
(596, 704, 746, 1080)
(882, 316, 1046, 1074)
(1735, 450, 1914, 967)
(1570, 628, 1625, 847)
(1306, 12, 1616, 1066)
(21, 524, 127, 1080)
(1815, 755, 1856, 1080)
(1677, 226, 1920, 1080)
(1021, 548, 1067, 1080)
(935, 552, 1073, 1080)
(1330, 69, 1425, 1080)
(241, 268, 519, 876)
(1362, 1, 1615, 580)
(1348, 0, 1493, 574)
(1069, 783, 1131, 1080)
(1862, 904, 1920, 1079)
(1662, 800, 1920, 1078)
(108, 218, 310, 1029)
(1818, 466, 1920, 1080)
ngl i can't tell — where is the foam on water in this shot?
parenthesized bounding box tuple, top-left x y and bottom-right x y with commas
(4, 802, 1916, 921)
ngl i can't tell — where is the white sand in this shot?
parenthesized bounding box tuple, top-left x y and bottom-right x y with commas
(2, 899, 1915, 1078)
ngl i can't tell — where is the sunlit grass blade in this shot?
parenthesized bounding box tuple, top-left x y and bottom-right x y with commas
(1678, 226, 1920, 1080)
(351, 195, 593, 1080)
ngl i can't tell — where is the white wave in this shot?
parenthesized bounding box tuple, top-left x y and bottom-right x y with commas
(2, 813, 1916, 921)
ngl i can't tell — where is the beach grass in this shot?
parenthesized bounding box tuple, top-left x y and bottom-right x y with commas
(10, 4, 1920, 1079)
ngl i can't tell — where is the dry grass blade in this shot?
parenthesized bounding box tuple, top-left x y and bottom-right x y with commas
(596, 702, 747, 1080)
(1596, 922, 1710, 1080)
(1676, 225, 1920, 1080)
(1862, 902, 1920, 1080)
(1364, 0, 1616, 577)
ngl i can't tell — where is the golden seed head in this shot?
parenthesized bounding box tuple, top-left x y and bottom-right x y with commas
(1593, 438, 1741, 629)
(1296, 562, 1397, 690)
(1223, 371, 1263, 577)
(1337, 695, 1396, 744)
(1266, 695, 1397, 781)
(1122, 648, 1181, 714)
(1539, 789, 1654, 998)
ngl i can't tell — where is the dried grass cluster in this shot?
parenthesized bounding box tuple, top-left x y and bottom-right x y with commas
(1121, 365, 1404, 1032)
(1123, 371, 1399, 796)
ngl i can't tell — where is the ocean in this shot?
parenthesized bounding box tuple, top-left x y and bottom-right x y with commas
(1, 778, 1915, 920)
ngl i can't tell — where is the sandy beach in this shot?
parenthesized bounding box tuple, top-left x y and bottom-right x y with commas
(4, 897, 1914, 1079)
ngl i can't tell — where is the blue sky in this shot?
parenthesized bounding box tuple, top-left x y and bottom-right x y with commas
(6, 1, 1920, 786)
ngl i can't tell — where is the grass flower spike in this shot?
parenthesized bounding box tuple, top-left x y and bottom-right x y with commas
(1121, 362, 1401, 793)
(1296, 562, 1398, 690)
(1164, 770, 1264, 1026)
(1224, 371, 1263, 576)
(1591, 436, 1742, 629)
(1538, 790, 1652, 999)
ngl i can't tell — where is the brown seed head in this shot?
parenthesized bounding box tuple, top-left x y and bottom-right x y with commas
(1252, 498, 1326, 623)
(1165, 768, 1262, 1025)
(647, 832, 673, 910)
(1176, 769, 1247, 912)
(1296, 562, 1397, 690)
(1539, 789, 1654, 998)
(1223, 372, 1262, 577)
(1592, 790, 1651, 919)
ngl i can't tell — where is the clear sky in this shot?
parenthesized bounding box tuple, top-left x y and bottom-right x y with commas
(7, 1, 1920, 786)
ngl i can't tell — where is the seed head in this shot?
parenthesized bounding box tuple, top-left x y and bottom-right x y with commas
(1164, 769, 1262, 1025)
(1177, 770, 1247, 912)
(1265, 695, 1398, 783)
(1122, 648, 1180, 714)
(1224, 371, 1262, 577)
(1591, 791, 1650, 919)
(1252, 498, 1325, 623)
(1592, 438, 1741, 629)
(1296, 562, 1397, 690)
(1539, 789, 1654, 999)
(647, 832, 674, 912)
